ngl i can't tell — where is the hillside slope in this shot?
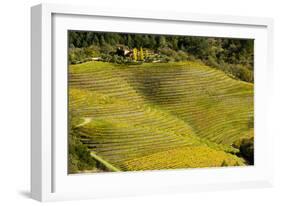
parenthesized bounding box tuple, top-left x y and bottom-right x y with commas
(69, 61, 253, 171)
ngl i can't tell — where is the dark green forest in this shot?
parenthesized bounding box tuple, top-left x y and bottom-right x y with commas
(68, 31, 254, 82)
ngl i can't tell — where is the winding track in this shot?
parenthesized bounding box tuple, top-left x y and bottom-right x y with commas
(76, 117, 92, 127)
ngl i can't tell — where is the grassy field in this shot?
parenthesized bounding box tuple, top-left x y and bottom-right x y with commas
(68, 61, 253, 172)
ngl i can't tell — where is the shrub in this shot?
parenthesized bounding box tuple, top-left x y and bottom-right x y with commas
(239, 138, 254, 165)
(229, 64, 253, 82)
(68, 47, 96, 64)
(232, 137, 254, 165)
(68, 129, 97, 173)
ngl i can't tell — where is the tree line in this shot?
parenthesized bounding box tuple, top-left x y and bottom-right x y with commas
(68, 31, 254, 82)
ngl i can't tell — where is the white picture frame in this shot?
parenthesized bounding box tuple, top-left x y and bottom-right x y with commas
(31, 3, 274, 202)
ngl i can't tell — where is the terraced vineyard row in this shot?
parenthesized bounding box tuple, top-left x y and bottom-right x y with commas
(69, 61, 253, 171)
(123, 146, 244, 170)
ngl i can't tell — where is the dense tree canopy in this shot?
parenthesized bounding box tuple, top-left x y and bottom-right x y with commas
(68, 31, 254, 82)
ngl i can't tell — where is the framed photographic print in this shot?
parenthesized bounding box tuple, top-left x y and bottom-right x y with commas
(31, 3, 274, 201)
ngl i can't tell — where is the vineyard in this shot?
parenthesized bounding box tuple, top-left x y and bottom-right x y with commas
(69, 61, 253, 172)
